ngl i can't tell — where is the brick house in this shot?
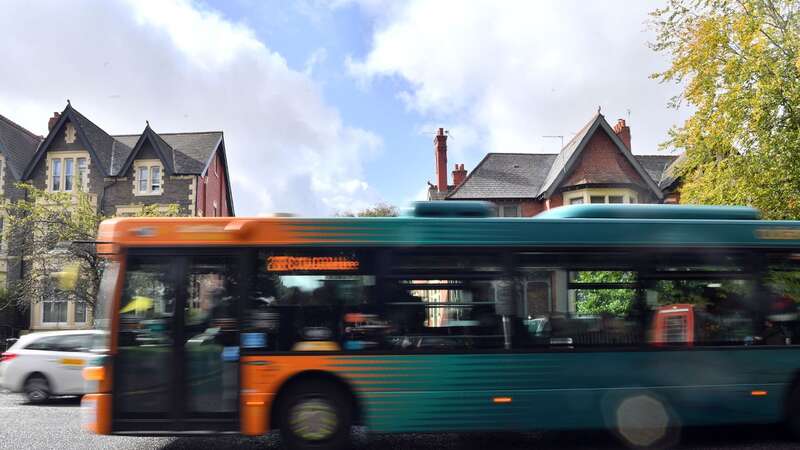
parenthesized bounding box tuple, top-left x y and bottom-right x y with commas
(427, 113, 682, 214)
(0, 103, 235, 335)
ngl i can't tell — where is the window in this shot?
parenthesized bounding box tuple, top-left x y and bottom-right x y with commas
(590, 196, 605, 204)
(609, 195, 624, 204)
(569, 197, 584, 205)
(51, 159, 61, 191)
(64, 158, 74, 191)
(134, 162, 163, 194)
(74, 301, 87, 323)
(76, 158, 87, 189)
(49, 155, 89, 191)
(500, 205, 519, 217)
(138, 167, 148, 192)
(184, 256, 239, 413)
(150, 166, 161, 192)
(25, 336, 63, 351)
(117, 258, 175, 414)
(56, 334, 93, 352)
(42, 299, 68, 324)
(762, 254, 800, 345)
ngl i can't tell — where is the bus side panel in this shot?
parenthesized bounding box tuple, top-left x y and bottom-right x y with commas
(246, 349, 796, 433)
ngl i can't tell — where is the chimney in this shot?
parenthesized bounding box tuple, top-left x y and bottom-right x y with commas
(452, 163, 467, 186)
(48, 112, 61, 131)
(434, 128, 448, 192)
(613, 118, 631, 150)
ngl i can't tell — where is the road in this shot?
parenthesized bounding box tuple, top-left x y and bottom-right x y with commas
(0, 391, 797, 450)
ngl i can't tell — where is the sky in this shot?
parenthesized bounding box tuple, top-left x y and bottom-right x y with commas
(0, 0, 688, 216)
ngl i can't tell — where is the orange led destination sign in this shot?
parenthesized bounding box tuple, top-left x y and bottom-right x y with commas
(267, 256, 359, 272)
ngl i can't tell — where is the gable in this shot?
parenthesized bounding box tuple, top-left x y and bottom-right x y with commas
(47, 119, 85, 152)
(23, 105, 125, 178)
(538, 114, 663, 199)
(560, 131, 649, 189)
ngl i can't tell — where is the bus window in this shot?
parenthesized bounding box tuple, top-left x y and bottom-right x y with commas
(644, 276, 755, 346)
(384, 251, 506, 351)
(184, 256, 240, 414)
(244, 250, 376, 352)
(116, 257, 176, 414)
(763, 254, 800, 345)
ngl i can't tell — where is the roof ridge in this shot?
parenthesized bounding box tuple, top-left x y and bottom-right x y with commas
(112, 131, 222, 138)
(0, 113, 42, 140)
(486, 152, 559, 156)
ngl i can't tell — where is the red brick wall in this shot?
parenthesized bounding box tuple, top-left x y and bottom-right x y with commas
(196, 151, 231, 217)
(521, 200, 545, 216)
(561, 131, 647, 189)
(545, 194, 564, 210)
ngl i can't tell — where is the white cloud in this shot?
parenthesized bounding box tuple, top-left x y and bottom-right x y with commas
(349, 0, 688, 163)
(0, 0, 382, 216)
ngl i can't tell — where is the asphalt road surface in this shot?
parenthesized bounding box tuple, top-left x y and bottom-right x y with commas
(1, 391, 797, 450)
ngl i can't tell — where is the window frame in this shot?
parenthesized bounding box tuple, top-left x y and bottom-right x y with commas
(133, 160, 164, 196)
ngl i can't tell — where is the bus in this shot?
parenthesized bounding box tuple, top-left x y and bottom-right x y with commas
(81, 202, 800, 449)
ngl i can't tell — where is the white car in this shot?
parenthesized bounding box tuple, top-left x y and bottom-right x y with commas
(0, 330, 106, 403)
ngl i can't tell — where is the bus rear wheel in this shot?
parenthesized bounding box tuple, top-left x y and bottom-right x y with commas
(277, 379, 353, 450)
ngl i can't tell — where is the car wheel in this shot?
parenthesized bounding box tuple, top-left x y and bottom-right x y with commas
(277, 379, 353, 450)
(24, 375, 51, 404)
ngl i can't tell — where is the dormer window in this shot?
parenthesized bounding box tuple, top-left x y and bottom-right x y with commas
(133, 160, 164, 196)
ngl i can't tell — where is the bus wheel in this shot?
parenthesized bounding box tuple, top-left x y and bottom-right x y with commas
(24, 374, 51, 404)
(277, 379, 353, 450)
(612, 393, 681, 449)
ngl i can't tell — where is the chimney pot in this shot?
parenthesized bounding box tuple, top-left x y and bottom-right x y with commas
(48, 112, 61, 131)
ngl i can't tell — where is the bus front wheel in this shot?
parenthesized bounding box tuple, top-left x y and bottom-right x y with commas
(277, 379, 353, 450)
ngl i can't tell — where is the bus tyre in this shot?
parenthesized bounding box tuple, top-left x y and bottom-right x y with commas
(277, 379, 353, 450)
(23, 374, 51, 404)
(611, 394, 680, 449)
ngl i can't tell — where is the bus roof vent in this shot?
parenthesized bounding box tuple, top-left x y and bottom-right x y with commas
(535, 204, 761, 220)
(406, 201, 496, 218)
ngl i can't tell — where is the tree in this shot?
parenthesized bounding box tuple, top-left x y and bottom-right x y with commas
(337, 203, 399, 217)
(573, 271, 636, 316)
(2, 184, 181, 322)
(650, 0, 800, 219)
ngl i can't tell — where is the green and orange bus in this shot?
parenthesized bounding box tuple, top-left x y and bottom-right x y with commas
(81, 202, 800, 449)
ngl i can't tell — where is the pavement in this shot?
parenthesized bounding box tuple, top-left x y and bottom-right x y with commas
(0, 391, 798, 450)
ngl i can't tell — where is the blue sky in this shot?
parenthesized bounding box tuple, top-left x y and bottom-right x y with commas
(208, 0, 428, 206)
(0, 0, 688, 216)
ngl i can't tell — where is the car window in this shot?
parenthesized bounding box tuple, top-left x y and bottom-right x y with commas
(24, 336, 62, 351)
(56, 334, 93, 352)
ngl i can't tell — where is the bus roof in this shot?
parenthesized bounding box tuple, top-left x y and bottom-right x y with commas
(97, 205, 800, 250)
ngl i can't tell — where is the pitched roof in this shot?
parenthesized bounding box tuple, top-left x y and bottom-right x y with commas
(634, 154, 681, 186)
(657, 152, 686, 190)
(447, 153, 558, 199)
(538, 114, 664, 199)
(113, 131, 222, 175)
(23, 104, 127, 178)
(0, 113, 42, 180)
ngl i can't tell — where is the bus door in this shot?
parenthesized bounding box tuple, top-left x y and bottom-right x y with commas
(113, 253, 243, 432)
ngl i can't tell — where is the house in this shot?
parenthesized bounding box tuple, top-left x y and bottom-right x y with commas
(0, 113, 44, 343)
(0, 103, 236, 335)
(427, 113, 682, 215)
